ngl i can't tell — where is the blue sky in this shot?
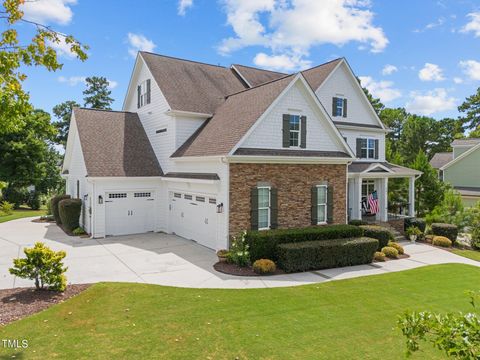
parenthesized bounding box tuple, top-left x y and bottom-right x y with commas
(16, 0, 480, 120)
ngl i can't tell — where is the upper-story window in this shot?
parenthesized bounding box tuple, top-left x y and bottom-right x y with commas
(357, 138, 379, 159)
(332, 96, 347, 117)
(137, 79, 151, 108)
(282, 114, 306, 148)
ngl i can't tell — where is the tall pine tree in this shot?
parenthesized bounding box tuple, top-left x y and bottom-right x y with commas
(83, 76, 114, 109)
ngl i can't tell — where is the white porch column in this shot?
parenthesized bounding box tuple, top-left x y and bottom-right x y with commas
(355, 177, 363, 220)
(376, 178, 388, 222)
(408, 176, 415, 217)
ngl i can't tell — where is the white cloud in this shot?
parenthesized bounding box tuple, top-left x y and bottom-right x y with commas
(461, 12, 480, 37)
(358, 76, 401, 103)
(453, 77, 463, 84)
(418, 63, 445, 81)
(413, 17, 445, 33)
(219, 0, 388, 71)
(381, 64, 398, 75)
(253, 52, 311, 71)
(47, 38, 78, 58)
(459, 59, 480, 81)
(58, 76, 118, 89)
(405, 88, 456, 115)
(178, 0, 193, 15)
(21, 0, 77, 25)
(127, 33, 156, 58)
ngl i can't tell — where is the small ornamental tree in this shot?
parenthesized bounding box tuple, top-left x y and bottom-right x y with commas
(9, 242, 67, 291)
(397, 291, 480, 359)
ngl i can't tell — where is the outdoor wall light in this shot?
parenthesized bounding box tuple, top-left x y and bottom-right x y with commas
(98, 195, 103, 204)
(216, 202, 224, 214)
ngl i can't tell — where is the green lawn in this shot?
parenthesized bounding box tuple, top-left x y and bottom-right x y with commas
(1, 264, 479, 359)
(452, 249, 480, 262)
(0, 208, 46, 223)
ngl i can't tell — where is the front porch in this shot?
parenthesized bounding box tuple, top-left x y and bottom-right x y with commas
(348, 162, 422, 223)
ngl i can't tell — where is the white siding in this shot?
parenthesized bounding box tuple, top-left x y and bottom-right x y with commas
(316, 62, 380, 127)
(174, 116, 205, 149)
(241, 82, 345, 153)
(340, 128, 386, 162)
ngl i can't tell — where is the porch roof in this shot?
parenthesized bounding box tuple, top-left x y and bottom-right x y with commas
(348, 162, 421, 177)
(454, 186, 480, 197)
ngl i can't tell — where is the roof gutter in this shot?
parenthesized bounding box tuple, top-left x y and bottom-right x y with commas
(165, 110, 213, 118)
(224, 155, 354, 164)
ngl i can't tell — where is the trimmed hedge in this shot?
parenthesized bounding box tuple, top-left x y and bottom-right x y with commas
(404, 217, 426, 233)
(245, 225, 363, 261)
(348, 219, 369, 226)
(58, 198, 82, 232)
(432, 236, 452, 248)
(252, 259, 276, 274)
(277, 237, 378, 273)
(51, 195, 71, 224)
(359, 225, 394, 250)
(431, 223, 458, 243)
(382, 246, 398, 259)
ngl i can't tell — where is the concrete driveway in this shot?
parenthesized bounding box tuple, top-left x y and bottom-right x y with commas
(1, 217, 479, 289)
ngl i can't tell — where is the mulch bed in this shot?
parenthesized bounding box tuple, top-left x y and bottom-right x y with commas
(214, 262, 285, 277)
(0, 284, 91, 326)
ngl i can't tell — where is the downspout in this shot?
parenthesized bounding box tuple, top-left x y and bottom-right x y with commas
(85, 177, 95, 238)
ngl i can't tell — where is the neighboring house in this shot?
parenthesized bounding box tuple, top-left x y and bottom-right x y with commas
(62, 52, 420, 250)
(430, 138, 480, 206)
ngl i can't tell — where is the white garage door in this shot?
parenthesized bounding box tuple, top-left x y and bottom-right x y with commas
(105, 191, 155, 236)
(169, 191, 217, 249)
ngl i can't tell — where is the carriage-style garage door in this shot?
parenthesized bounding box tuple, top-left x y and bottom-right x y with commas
(105, 191, 155, 236)
(169, 191, 217, 249)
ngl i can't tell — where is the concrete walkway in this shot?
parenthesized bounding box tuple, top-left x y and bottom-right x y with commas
(1, 217, 479, 289)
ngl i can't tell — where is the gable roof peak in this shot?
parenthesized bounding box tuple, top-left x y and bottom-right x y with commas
(139, 51, 228, 69)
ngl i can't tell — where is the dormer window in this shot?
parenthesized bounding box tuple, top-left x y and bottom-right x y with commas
(332, 97, 347, 117)
(137, 79, 151, 108)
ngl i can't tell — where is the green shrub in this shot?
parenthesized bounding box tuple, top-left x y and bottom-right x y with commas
(51, 194, 70, 224)
(72, 227, 86, 236)
(388, 241, 404, 255)
(404, 217, 426, 233)
(9, 242, 67, 291)
(3, 186, 29, 209)
(432, 236, 452, 248)
(252, 259, 276, 274)
(58, 198, 82, 232)
(26, 191, 41, 210)
(374, 251, 386, 262)
(472, 227, 480, 250)
(431, 223, 458, 243)
(359, 225, 394, 250)
(382, 246, 398, 258)
(227, 231, 250, 267)
(46, 196, 53, 215)
(277, 237, 378, 273)
(246, 224, 363, 262)
(0, 201, 14, 216)
(348, 219, 368, 226)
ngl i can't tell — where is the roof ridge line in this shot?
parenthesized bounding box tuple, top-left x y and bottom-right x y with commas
(140, 51, 228, 69)
(301, 57, 344, 73)
(224, 73, 295, 99)
(232, 63, 288, 75)
(74, 107, 136, 114)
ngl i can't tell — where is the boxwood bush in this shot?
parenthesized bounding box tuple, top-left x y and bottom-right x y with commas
(245, 225, 363, 261)
(58, 198, 82, 232)
(359, 225, 394, 250)
(404, 217, 426, 233)
(431, 223, 458, 243)
(51, 195, 71, 224)
(276, 237, 378, 273)
(348, 219, 369, 226)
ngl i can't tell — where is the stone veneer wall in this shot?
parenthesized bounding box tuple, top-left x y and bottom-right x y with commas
(229, 163, 347, 235)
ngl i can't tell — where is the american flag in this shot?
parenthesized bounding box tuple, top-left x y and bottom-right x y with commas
(368, 191, 379, 214)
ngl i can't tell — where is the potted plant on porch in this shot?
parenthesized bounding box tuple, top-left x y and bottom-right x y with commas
(406, 226, 422, 243)
(216, 249, 230, 262)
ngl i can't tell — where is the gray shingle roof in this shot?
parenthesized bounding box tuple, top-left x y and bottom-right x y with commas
(454, 186, 480, 197)
(333, 121, 382, 129)
(140, 52, 246, 114)
(73, 108, 163, 177)
(451, 138, 480, 146)
(171, 75, 294, 157)
(348, 162, 421, 176)
(301, 58, 343, 90)
(232, 64, 287, 87)
(234, 148, 350, 158)
(430, 152, 453, 169)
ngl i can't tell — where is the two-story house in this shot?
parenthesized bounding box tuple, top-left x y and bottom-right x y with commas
(62, 52, 420, 250)
(430, 138, 480, 206)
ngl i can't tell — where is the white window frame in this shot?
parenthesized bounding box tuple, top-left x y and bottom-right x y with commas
(335, 97, 344, 117)
(139, 80, 148, 107)
(360, 138, 377, 159)
(316, 185, 328, 224)
(362, 180, 375, 202)
(289, 114, 301, 148)
(257, 186, 271, 230)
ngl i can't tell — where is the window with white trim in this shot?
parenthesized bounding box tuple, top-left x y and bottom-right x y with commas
(316, 185, 328, 224)
(360, 138, 376, 159)
(289, 115, 301, 147)
(362, 180, 375, 202)
(257, 187, 271, 230)
(335, 97, 344, 117)
(109, 193, 127, 199)
(134, 192, 151, 198)
(139, 80, 148, 107)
